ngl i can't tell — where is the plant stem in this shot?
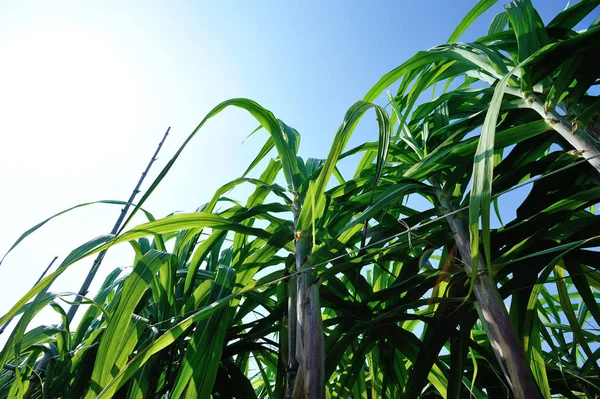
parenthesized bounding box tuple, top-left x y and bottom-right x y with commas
(27, 128, 170, 385)
(289, 198, 324, 399)
(506, 87, 600, 173)
(64, 127, 170, 324)
(287, 271, 298, 398)
(434, 184, 542, 399)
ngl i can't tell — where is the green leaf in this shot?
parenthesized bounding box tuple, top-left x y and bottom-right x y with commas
(554, 265, 600, 376)
(505, 0, 546, 89)
(171, 266, 236, 399)
(332, 337, 375, 397)
(120, 99, 301, 233)
(488, 11, 509, 34)
(448, 0, 499, 42)
(0, 200, 143, 266)
(545, 57, 580, 111)
(574, 97, 600, 129)
(468, 65, 518, 280)
(111, 212, 271, 250)
(340, 182, 429, 233)
(297, 101, 390, 233)
(548, 0, 600, 30)
(0, 234, 112, 328)
(565, 261, 600, 328)
(242, 135, 275, 178)
(86, 250, 172, 398)
(528, 315, 551, 399)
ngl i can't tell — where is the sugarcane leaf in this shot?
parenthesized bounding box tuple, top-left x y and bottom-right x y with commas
(548, 0, 600, 30)
(565, 261, 600, 328)
(297, 101, 390, 233)
(505, 0, 549, 90)
(468, 64, 519, 282)
(489, 11, 509, 34)
(86, 250, 172, 398)
(0, 200, 147, 266)
(448, 0, 499, 42)
(120, 98, 301, 233)
(171, 266, 236, 399)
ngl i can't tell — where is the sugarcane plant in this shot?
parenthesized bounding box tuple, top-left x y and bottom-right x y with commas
(1, 0, 599, 398)
(359, 0, 600, 396)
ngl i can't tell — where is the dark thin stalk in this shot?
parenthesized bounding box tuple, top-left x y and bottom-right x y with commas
(433, 182, 542, 399)
(64, 127, 169, 324)
(26, 127, 170, 386)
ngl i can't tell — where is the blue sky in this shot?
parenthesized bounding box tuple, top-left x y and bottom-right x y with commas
(0, 0, 583, 330)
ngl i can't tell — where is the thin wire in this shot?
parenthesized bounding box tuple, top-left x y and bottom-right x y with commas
(149, 265, 600, 337)
(311, 152, 600, 270)
(153, 151, 600, 329)
(16, 261, 593, 372)
(7, 151, 600, 379)
(46, 153, 600, 332)
(146, 250, 600, 331)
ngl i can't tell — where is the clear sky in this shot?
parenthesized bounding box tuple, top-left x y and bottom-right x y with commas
(0, 0, 579, 332)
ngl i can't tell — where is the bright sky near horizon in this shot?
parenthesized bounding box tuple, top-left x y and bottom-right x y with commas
(0, 0, 577, 334)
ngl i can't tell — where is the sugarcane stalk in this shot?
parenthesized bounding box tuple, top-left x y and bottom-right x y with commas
(303, 281, 324, 398)
(289, 197, 325, 399)
(286, 272, 298, 398)
(506, 87, 600, 173)
(434, 183, 542, 399)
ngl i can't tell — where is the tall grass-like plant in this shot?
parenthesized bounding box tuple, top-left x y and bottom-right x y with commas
(1, 1, 599, 398)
